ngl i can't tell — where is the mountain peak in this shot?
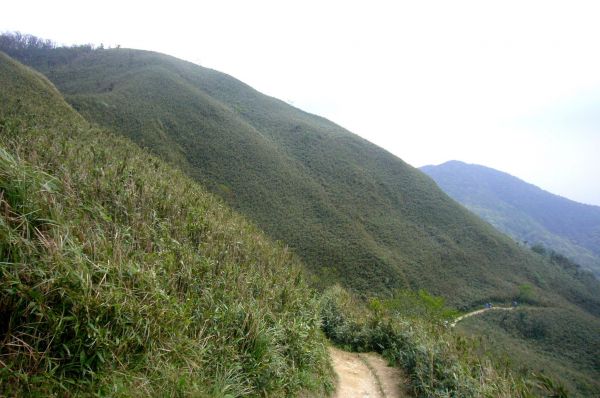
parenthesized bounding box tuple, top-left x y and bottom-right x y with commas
(421, 161, 600, 275)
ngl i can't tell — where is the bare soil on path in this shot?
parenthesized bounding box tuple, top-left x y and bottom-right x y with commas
(450, 306, 514, 327)
(329, 347, 409, 398)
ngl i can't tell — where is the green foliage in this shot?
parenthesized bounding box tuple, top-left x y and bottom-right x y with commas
(458, 307, 600, 397)
(0, 52, 333, 396)
(3, 34, 596, 311)
(518, 284, 535, 303)
(321, 286, 541, 397)
(382, 289, 461, 322)
(533, 374, 569, 398)
(528, 245, 600, 315)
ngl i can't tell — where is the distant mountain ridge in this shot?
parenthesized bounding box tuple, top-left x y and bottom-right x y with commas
(421, 160, 600, 275)
(2, 39, 599, 311)
(3, 35, 600, 396)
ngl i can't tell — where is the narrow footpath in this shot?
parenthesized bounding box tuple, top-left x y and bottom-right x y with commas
(450, 306, 514, 327)
(329, 347, 409, 398)
(329, 306, 519, 396)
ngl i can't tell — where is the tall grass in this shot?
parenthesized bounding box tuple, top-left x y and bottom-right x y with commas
(320, 285, 569, 397)
(0, 52, 333, 396)
(4, 35, 595, 308)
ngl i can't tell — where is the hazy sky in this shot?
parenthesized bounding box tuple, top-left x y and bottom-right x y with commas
(3, 0, 600, 205)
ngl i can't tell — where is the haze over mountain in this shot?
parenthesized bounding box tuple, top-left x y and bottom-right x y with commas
(2, 35, 600, 396)
(4, 40, 599, 310)
(421, 160, 600, 276)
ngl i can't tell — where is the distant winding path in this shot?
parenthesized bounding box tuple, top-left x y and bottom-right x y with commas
(450, 306, 514, 327)
(328, 306, 519, 396)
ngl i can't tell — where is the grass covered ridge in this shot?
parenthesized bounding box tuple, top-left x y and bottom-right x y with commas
(3, 37, 600, 396)
(0, 52, 333, 396)
(2, 36, 588, 307)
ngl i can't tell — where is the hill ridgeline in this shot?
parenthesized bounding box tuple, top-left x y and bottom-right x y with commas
(421, 160, 600, 276)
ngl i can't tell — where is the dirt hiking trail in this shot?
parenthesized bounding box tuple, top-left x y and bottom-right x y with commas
(450, 306, 514, 327)
(329, 347, 410, 398)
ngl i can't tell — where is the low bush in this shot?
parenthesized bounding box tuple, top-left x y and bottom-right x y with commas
(321, 285, 567, 397)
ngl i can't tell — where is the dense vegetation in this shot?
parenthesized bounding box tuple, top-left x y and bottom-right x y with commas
(421, 160, 600, 276)
(3, 32, 600, 396)
(2, 34, 598, 312)
(0, 51, 333, 396)
(321, 285, 572, 397)
(458, 307, 600, 396)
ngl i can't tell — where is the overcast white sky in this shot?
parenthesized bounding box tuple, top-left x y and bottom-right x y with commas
(3, 0, 600, 205)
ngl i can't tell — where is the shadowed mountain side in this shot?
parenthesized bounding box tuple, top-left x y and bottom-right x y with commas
(421, 160, 600, 276)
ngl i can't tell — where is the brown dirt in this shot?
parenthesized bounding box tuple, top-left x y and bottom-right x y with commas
(329, 347, 410, 398)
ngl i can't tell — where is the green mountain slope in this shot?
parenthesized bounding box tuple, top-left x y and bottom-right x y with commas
(4, 41, 599, 311)
(421, 160, 600, 275)
(4, 35, 600, 396)
(0, 51, 333, 396)
(458, 306, 600, 396)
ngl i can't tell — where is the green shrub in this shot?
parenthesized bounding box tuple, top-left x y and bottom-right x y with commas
(320, 285, 568, 397)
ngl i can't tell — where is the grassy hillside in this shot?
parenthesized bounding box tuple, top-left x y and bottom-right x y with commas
(4, 34, 600, 396)
(0, 51, 333, 396)
(421, 160, 600, 275)
(320, 285, 583, 397)
(457, 307, 600, 396)
(3, 37, 599, 312)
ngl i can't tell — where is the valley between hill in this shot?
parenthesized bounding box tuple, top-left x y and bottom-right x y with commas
(2, 33, 600, 396)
